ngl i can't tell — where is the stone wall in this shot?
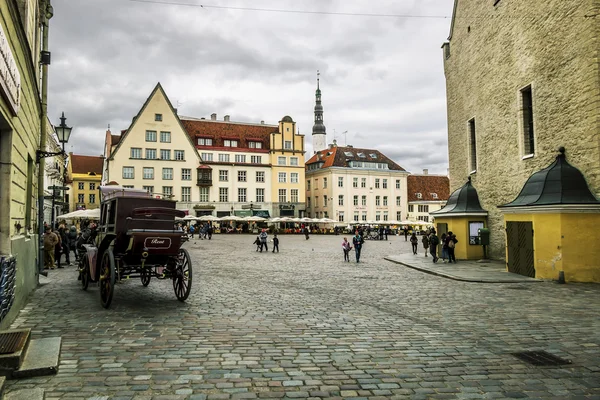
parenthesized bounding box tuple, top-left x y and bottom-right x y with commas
(443, 0, 600, 259)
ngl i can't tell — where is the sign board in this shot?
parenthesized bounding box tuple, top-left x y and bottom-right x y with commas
(48, 186, 69, 190)
(0, 23, 21, 115)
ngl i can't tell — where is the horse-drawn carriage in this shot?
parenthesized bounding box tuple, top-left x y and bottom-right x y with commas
(78, 186, 192, 308)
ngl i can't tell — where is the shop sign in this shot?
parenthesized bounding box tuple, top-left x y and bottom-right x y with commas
(0, 23, 21, 115)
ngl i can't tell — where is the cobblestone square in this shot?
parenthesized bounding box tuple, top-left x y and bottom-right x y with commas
(6, 235, 600, 399)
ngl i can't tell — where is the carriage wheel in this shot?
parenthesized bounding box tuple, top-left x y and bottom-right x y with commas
(80, 255, 90, 291)
(100, 249, 116, 309)
(141, 266, 151, 287)
(173, 248, 192, 302)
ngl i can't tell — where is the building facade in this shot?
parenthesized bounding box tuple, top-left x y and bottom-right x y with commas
(305, 144, 409, 223)
(43, 120, 67, 223)
(441, 0, 600, 279)
(67, 154, 103, 211)
(406, 172, 450, 223)
(104, 83, 202, 205)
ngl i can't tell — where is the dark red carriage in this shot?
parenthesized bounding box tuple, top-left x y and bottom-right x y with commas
(79, 186, 192, 308)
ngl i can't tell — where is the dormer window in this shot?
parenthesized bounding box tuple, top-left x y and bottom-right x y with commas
(224, 140, 238, 147)
(344, 151, 353, 157)
(357, 152, 366, 158)
(369, 153, 377, 159)
(416, 193, 422, 199)
(198, 138, 213, 146)
(248, 141, 262, 149)
(431, 193, 438, 199)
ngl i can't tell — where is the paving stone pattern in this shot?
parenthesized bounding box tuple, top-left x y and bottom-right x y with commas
(5, 235, 600, 399)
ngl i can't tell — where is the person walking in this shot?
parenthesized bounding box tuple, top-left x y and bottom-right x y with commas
(253, 235, 261, 252)
(53, 224, 64, 268)
(403, 227, 409, 241)
(272, 234, 279, 253)
(352, 231, 364, 263)
(44, 226, 59, 270)
(304, 226, 310, 240)
(421, 233, 430, 257)
(207, 224, 213, 240)
(342, 237, 352, 262)
(429, 229, 440, 263)
(440, 233, 448, 263)
(410, 232, 419, 255)
(189, 224, 195, 238)
(259, 229, 268, 252)
(448, 233, 458, 263)
(68, 224, 78, 263)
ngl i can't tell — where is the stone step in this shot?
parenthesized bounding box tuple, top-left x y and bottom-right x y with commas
(4, 388, 44, 400)
(0, 330, 31, 376)
(11, 337, 61, 379)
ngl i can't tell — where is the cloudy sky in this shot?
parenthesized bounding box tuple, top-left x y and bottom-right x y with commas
(48, 0, 454, 174)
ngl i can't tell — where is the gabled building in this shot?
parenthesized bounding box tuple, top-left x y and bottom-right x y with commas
(104, 83, 202, 206)
(306, 144, 409, 223)
(406, 172, 450, 223)
(67, 154, 103, 211)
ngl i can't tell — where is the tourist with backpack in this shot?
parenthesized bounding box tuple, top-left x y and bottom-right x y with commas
(447, 233, 458, 263)
(410, 232, 419, 255)
(429, 229, 440, 263)
(421, 234, 430, 257)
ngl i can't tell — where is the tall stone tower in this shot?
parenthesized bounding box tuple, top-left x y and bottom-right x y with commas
(312, 71, 326, 153)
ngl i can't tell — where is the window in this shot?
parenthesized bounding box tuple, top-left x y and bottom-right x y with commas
(397, 211, 402, 220)
(353, 195, 358, 206)
(376, 211, 381, 221)
(278, 172, 286, 183)
(383, 211, 388, 221)
(238, 188, 247, 202)
(408, 205, 414, 212)
(145, 130, 157, 142)
(249, 141, 262, 149)
(354, 212, 359, 222)
(250, 155, 262, 164)
(361, 178, 366, 188)
(383, 196, 388, 206)
(162, 186, 173, 198)
(338, 177, 343, 187)
(78, 182, 84, 190)
(358, 152, 366, 158)
(315, 178, 318, 189)
(143, 185, 154, 193)
(362, 195, 367, 206)
(219, 170, 228, 181)
(256, 188, 265, 202)
(323, 178, 328, 188)
(143, 167, 154, 179)
(131, 148, 141, 159)
(353, 177, 358, 188)
(289, 157, 299, 166)
(338, 195, 344, 206)
(146, 149, 156, 159)
(123, 166, 134, 179)
(199, 187, 209, 202)
(324, 196, 328, 207)
(338, 211, 344, 222)
(235, 154, 246, 163)
(278, 189, 286, 203)
(375, 179, 380, 189)
(162, 168, 173, 180)
(256, 171, 265, 182)
(224, 139, 238, 147)
(416, 193, 422, 199)
(197, 138, 213, 146)
(376, 196, 381, 206)
(418, 205, 430, 213)
(160, 131, 171, 143)
(396, 196, 401, 206)
(160, 149, 171, 160)
(522, 86, 534, 156)
(174, 150, 185, 161)
(155, 114, 162, 121)
(469, 118, 477, 172)
(307, 180, 311, 190)
(86, 193, 94, 204)
(181, 187, 191, 202)
(218, 154, 230, 162)
(396, 179, 400, 189)
(291, 189, 299, 203)
(431, 193, 438, 199)
(181, 168, 191, 180)
(361, 212, 367, 221)
(278, 156, 286, 165)
(219, 187, 228, 202)
(78, 194, 84, 203)
(284, 140, 292, 149)
(238, 171, 247, 182)
(307, 197, 311, 208)
(383, 179, 388, 189)
(201, 153, 213, 161)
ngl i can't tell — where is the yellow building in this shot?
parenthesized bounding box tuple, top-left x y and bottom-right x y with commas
(67, 154, 103, 211)
(269, 116, 306, 217)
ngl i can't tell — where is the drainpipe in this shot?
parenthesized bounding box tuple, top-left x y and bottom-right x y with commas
(37, 0, 53, 280)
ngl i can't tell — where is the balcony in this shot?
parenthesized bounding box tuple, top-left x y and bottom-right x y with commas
(197, 177, 212, 187)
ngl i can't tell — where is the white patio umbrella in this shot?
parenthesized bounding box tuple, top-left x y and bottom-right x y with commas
(269, 217, 282, 223)
(221, 215, 243, 221)
(198, 215, 220, 221)
(366, 219, 377, 225)
(182, 215, 197, 221)
(243, 215, 266, 222)
(81, 208, 100, 220)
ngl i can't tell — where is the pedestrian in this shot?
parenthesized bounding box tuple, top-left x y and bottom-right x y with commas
(43, 225, 59, 270)
(384, 227, 389, 241)
(259, 229, 268, 252)
(304, 226, 310, 240)
(189, 224, 195, 238)
(403, 227, 409, 241)
(53, 224, 64, 268)
(410, 232, 419, 255)
(68, 224, 78, 263)
(448, 233, 458, 263)
(272, 234, 279, 253)
(421, 233, 430, 257)
(207, 224, 213, 240)
(441, 233, 448, 263)
(379, 226, 384, 241)
(429, 229, 440, 263)
(253, 235, 261, 252)
(342, 237, 352, 262)
(59, 223, 71, 266)
(352, 231, 364, 263)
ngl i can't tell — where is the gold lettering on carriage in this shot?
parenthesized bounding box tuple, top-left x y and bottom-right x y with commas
(144, 237, 172, 249)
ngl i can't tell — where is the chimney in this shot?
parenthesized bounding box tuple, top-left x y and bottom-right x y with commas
(211, 113, 217, 121)
(423, 169, 429, 175)
(260, 120, 265, 125)
(224, 115, 230, 122)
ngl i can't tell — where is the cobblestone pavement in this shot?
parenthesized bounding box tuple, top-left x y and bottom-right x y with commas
(5, 234, 600, 399)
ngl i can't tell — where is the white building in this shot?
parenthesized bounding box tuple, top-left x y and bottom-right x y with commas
(406, 171, 450, 224)
(43, 121, 67, 224)
(305, 144, 409, 223)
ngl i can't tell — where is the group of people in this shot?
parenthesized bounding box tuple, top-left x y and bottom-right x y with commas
(342, 230, 366, 263)
(43, 221, 79, 270)
(253, 229, 279, 253)
(179, 222, 213, 240)
(411, 228, 458, 263)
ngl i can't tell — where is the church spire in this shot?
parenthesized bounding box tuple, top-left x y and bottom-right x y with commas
(312, 70, 327, 152)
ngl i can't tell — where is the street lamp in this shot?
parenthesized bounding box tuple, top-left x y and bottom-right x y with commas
(54, 112, 72, 215)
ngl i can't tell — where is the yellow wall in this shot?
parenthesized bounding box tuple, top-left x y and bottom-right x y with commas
(70, 173, 101, 211)
(435, 217, 486, 260)
(270, 119, 306, 209)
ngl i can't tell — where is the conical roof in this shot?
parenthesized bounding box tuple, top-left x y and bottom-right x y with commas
(499, 147, 599, 208)
(430, 177, 488, 216)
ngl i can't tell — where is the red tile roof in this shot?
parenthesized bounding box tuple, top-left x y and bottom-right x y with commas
(181, 118, 277, 150)
(306, 146, 406, 171)
(70, 154, 104, 175)
(407, 175, 450, 202)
